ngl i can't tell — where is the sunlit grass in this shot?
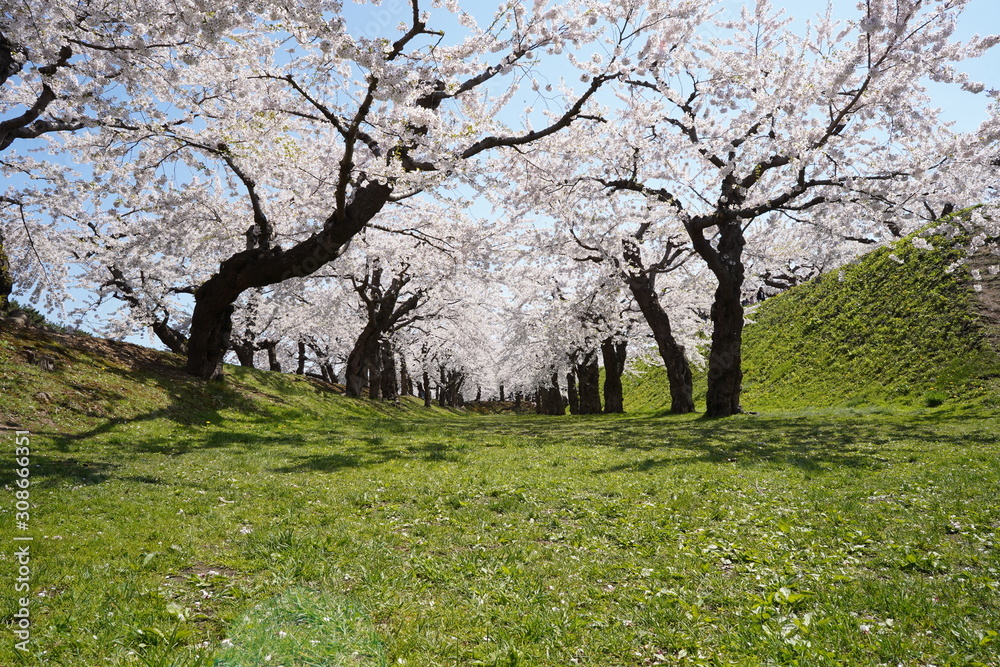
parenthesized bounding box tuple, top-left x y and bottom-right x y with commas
(2, 392, 999, 665)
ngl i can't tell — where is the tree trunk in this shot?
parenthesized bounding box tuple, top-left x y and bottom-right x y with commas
(499, 384, 505, 402)
(296, 340, 306, 375)
(626, 276, 694, 414)
(260, 340, 281, 372)
(321, 362, 337, 384)
(185, 181, 393, 380)
(575, 352, 602, 414)
(379, 338, 398, 401)
(622, 236, 694, 414)
(690, 217, 746, 418)
(422, 370, 432, 408)
(232, 340, 256, 368)
(0, 230, 12, 312)
(368, 358, 381, 400)
(151, 318, 189, 355)
(346, 323, 380, 397)
(438, 366, 448, 407)
(566, 371, 579, 415)
(538, 371, 565, 415)
(601, 337, 627, 414)
(399, 354, 411, 396)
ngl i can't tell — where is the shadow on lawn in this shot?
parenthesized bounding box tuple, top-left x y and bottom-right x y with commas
(271, 439, 463, 474)
(535, 411, 995, 475)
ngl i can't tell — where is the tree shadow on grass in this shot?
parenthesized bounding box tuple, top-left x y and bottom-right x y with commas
(271, 439, 464, 474)
(0, 454, 121, 489)
(535, 411, 989, 475)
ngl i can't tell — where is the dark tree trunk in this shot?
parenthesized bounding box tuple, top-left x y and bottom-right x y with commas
(379, 338, 398, 401)
(514, 391, 521, 411)
(626, 277, 694, 414)
(438, 366, 449, 407)
(151, 318, 189, 356)
(601, 337, 627, 414)
(296, 340, 306, 375)
(476, 386, 482, 402)
(232, 340, 256, 368)
(347, 263, 424, 400)
(368, 359, 381, 400)
(575, 352, 602, 414)
(537, 372, 564, 415)
(186, 277, 239, 380)
(566, 371, 579, 415)
(499, 384, 505, 402)
(622, 238, 694, 414)
(321, 362, 337, 384)
(422, 370, 432, 408)
(185, 181, 393, 380)
(346, 323, 378, 397)
(0, 230, 12, 312)
(399, 354, 411, 396)
(553, 372, 565, 415)
(260, 340, 281, 372)
(689, 217, 746, 418)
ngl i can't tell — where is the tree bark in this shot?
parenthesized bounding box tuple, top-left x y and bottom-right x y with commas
(379, 338, 398, 401)
(185, 181, 393, 379)
(296, 340, 306, 375)
(537, 371, 565, 415)
(566, 371, 579, 415)
(345, 322, 379, 397)
(232, 340, 256, 367)
(422, 370, 432, 408)
(260, 340, 281, 372)
(689, 217, 745, 417)
(623, 240, 694, 414)
(399, 353, 411, 396)
(601, 337, 626, 414)
(321, 362, 337, 384)
(575, 352, 602, 414)
(151, 318, 189, 355)
(0, 230, 13, 312)
(626, 275, 694, 414)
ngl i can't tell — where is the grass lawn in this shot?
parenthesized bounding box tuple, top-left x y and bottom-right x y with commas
(2, 380, 999, 665)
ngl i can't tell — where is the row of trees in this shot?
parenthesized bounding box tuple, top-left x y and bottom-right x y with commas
(2, 0, 998, 415)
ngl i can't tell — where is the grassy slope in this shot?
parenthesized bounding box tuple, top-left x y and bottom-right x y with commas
(624, 234, 1000, 414)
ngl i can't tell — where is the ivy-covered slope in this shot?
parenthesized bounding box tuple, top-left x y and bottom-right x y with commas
(625, 235, 1000, 413)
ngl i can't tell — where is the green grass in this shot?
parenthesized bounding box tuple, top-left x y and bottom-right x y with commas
(1, 326, 999, 665)
(624, 231, 1000, 414)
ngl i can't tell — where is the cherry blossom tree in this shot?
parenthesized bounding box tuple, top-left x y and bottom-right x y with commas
(0, 1, 243, 311)
(39, 0, 680, 380)
(569, 0, 996, 416)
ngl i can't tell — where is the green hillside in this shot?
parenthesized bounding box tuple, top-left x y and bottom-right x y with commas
(624, 233, 1000, 413)
(0, 327, 449, 435)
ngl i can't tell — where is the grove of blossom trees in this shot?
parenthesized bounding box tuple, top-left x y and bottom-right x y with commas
(2, 0, 998, 415)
